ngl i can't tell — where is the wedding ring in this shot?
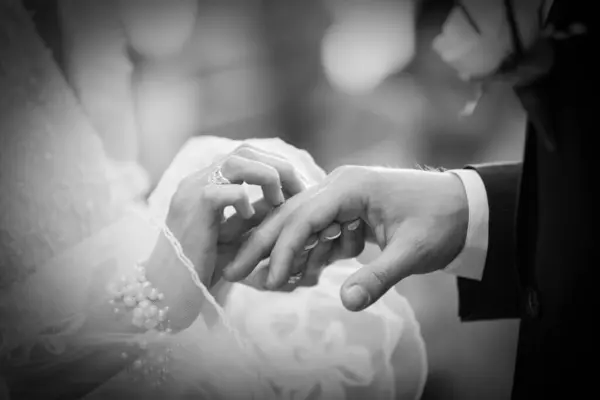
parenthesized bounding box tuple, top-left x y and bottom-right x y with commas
(208, 165, 231, 186)
(287, 272, 304, 285)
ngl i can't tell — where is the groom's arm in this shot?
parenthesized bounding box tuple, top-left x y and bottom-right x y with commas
(444, 162, 522, 321)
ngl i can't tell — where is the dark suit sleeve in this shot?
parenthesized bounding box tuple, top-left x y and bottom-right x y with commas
(456, 162, 523, 321)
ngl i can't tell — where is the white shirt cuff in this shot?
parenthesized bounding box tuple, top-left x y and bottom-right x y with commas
(443, 169, 489, 281)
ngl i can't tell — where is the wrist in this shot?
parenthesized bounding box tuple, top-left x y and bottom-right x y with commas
(144, 235, 203, 331)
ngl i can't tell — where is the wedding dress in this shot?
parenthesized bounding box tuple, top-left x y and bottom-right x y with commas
(0, 2, 426, 399)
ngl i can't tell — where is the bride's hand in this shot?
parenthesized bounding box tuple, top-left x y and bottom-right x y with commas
(166, 143, 309, 283)
(146, 144, 311, 329)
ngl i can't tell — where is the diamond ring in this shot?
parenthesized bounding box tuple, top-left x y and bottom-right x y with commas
(208, 165, 231, 186)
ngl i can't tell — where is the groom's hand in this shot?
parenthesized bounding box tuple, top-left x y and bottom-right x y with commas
(224, 166, 470, 312)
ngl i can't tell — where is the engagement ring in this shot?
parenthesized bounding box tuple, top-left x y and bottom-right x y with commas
(208, 165, 231, 185)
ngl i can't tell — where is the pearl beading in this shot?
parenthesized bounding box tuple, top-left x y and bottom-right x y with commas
(121, 341, 173, 387)
(107, 263, 171, 332)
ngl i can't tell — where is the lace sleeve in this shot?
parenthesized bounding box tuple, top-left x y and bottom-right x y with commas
(1, 204, 266, 399)
(0, 210, 149, 392)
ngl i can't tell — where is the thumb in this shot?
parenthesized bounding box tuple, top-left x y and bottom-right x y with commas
(340, 235, 416, 312)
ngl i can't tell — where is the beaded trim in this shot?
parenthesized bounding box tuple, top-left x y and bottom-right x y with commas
(106, 263, 170, 332)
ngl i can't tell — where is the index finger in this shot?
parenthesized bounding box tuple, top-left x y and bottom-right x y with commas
(234, 145, 308, 197)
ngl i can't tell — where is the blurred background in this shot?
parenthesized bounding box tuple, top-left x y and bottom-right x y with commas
(22, 0, 525, 398)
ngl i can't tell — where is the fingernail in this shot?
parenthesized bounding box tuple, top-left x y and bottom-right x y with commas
(347, 220, 361, 231)
(345, 285, 370, 310)
(303, 239, 319, 251)
(324, 231, 341, 241)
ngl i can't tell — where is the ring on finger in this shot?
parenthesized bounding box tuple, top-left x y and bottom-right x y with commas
(208, 165, 231, 186)
(287, 271, 304, 285)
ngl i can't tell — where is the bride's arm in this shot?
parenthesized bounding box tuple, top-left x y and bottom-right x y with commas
(4, 196, 218, 400)
(4, 143, 311, 399)
(3, 218, 201, 400)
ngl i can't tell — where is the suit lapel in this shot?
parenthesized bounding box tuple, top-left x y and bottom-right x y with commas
(515, 78, 556, 152)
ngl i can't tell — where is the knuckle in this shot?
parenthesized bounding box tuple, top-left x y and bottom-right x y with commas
(267, 137, 287, 148)
(234, 187, 250, 203)
(298, 148, 312, 160)
(263, 164, 280, 180)
(220, 155, 241, 173)
(281, 163, 301, 184)
(234, 143, 256, 158)
(330, 165, 374, 196)
(277, 158, 294, 174)
(368, 268, 390, 291)
(169, 172, 204, 219)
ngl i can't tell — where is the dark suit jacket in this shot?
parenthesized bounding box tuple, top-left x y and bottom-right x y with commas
(456, 2, 595, 398)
